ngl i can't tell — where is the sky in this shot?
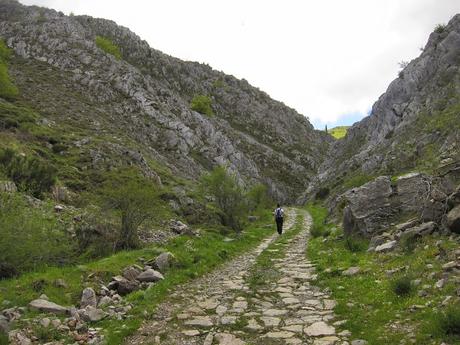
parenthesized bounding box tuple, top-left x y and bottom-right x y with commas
(19, 1, 460, 129)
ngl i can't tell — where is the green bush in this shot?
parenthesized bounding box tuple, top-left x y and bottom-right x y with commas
(434, 23, 446, 34)
(191, 95, 213, 116)
(391, 275, 413, 296)
(437, 303, 460, 336)
(0, 193, 73, 276)
(103, 177, 160, 249)
(95, 36, 122, 60)
(0, 148, 57, 198)
(246, 183, 271, 212)
(344, 235, 368, 252)
(0, 101, 37, 129)
(201, 166, 246, 232)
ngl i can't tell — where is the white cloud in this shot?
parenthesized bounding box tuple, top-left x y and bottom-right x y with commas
(19, 0, 460, 128)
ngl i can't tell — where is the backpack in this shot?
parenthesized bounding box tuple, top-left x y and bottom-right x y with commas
(275, 208, 283, 219)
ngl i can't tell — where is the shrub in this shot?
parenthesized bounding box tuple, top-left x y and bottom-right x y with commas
(201, 166, 246, 232)
(246, 183, 271, 212)
(391, 275, 413, 296)
(344, 235, 368, 252)
(0, 148, 57, 198)
(437, 303, 460, 336)
(95, 36, 122, 60)
(434, 23, 446, 34)
(191, 95, 213, 116)
(0, 193, 73, 276)
(315, 187, 330, 200)
(103, 178, 160, 249)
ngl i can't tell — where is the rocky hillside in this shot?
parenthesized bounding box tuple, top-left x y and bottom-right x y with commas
(0, 0, 330, 202)
(306, 14, 460, 202)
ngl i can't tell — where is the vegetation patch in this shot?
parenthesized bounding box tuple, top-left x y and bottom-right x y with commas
(0, 39, 19, 99)
(328, 126, 350, 139)
(190, 94, 213, 116)
(95, 36, 122, 60)
(307, 203, 460, 344)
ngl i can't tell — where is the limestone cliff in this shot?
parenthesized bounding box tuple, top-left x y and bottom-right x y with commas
(0, 0, 330, 202)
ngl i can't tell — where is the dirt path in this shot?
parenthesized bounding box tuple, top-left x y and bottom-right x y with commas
(125, 209, 348, 345)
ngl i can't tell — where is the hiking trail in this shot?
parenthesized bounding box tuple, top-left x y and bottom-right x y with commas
(125, 209, 349, 345)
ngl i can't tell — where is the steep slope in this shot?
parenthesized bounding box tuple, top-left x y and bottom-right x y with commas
(0, 0, 330, 202)
(306, 14, 460, 200)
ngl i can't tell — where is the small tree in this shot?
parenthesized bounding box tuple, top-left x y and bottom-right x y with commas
(95, 36, 122, 60)
(201, 166, 246, 232)
(246, 183, 271, 212)
(104, 179, 158, 249)
(191, 95, 213, 116)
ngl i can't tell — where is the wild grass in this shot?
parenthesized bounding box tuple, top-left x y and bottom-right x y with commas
(306, 203, 459, 344)
(328, 126, 349, 139)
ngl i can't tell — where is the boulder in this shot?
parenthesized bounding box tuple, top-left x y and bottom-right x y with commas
(0, 181, 17, 193)
(153, 252, 176, 273)
(447, 204, 460, 234)
(28, 299, 68, 315)
(375, 240, 397, 253)
(0, 315, 9, 334)
(136, 269, 164, 283)
(122, 266, 141, 281)
(79, 306, 107, 322)
(98, 296, 112, 307)
(403, 222, 436, 238)
(342, 176, 395, 237)
(169, 219, 189, 234)
(395, 173, 430, 214)
(80, 287, 97, 308)
(108, 277, 139, 296)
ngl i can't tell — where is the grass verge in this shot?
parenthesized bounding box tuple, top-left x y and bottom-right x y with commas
(0, 211, 276, 344)
(306, 203, 460, 345)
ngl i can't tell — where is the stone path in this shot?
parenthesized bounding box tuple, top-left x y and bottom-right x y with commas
(125, 209, 349, 345)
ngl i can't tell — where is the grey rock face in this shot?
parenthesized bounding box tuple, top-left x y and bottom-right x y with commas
(0, 0, 330, 203)
(308, 14, 460, 204)
(342, 176, 395, 237)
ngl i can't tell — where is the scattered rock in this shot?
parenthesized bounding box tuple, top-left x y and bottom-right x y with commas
(122, 266, 141, 281)
(184, 316, 213, 328)
(214, 332, 245, 345)
(447, 204, 460, 234)
(153, 252, 176, 273)
(435, 278, 447, 289)
(80, 306, 107, 322)
(81, 287, 97, 308)
(375, 240, 397, 253)
(28, 299, 68, 315)
(39, 317, 51, 328)
(98, 296, 112, 307)
(342, 267, 360, 276)
(136, 269, 164, 283)
(304, 321, 336, 336)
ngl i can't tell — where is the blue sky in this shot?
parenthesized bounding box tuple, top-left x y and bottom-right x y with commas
(312, 110, 371, 130)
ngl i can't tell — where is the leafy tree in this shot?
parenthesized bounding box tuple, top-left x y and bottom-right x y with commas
(104, 179, 159, 249)
(201, 166, 246, 232)
(95, 36, 122, 60)
(191, 95, 213, 116)
(246, 183, 271, 212)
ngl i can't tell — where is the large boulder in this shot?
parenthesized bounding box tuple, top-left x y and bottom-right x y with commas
(108, 276, 139, 296)
(79, 306, 107, 322)
(28, 299, 68, 315)
(403, 222, 436, 238)
(80, 287, 97, 308)
(447, 205, 460, 234)
(395, 173, 430, 214)
(342, 176, 395, 237)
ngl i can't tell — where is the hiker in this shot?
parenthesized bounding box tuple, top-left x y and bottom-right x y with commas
(274, 203, 284, 235)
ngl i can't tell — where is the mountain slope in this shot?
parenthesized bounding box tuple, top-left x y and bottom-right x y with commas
(0, 0, 330, 202)
(306, 14, 460, 201)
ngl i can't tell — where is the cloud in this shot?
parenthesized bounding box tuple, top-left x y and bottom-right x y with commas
(19, 0, 460, 128)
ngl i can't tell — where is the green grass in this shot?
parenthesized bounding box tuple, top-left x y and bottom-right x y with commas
(95, 36, 122, 60)
(306, 203, 460, 344)
(305, 202, 335, 238)
(328, 126, 350, 139)
(0, 210, 277, 344)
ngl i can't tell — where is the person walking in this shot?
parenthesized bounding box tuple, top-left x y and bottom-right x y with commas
(274, 203, 284, 235)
